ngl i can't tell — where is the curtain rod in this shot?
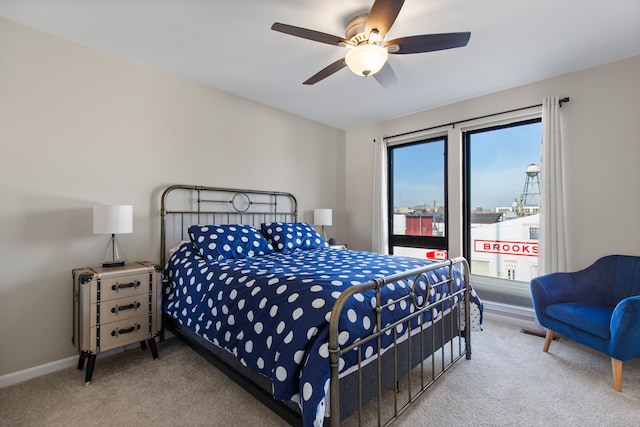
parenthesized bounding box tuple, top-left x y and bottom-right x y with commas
(384, 97, 570, 141)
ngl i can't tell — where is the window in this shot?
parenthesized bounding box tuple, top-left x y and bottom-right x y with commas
(388, 136, 447, 260)
(463, 119, 542, 284)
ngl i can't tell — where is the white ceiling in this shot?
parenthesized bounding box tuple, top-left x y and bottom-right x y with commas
(1, 0, 639, 130)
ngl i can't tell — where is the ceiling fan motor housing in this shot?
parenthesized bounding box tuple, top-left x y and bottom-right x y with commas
(345, 13, 370, 44)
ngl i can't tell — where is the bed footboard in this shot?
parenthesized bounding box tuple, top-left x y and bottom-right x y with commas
(328, 257, 471, 426)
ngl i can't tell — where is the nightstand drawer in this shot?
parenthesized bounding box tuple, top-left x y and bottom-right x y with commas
(92, 272, 149, 302)
(91, 314, 151, 352)
(91, 295, 147, 326)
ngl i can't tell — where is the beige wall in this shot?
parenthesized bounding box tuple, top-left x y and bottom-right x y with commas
(346, 55, 640, 270)
(0, 18, 346, 376)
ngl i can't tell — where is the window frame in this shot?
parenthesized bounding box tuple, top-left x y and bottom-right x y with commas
(461, 116, 542, 306)
(387, 135, 449, 254)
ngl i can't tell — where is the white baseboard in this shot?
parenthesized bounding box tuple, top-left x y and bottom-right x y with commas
(0, 355, 78, 388)
(0, 335, 172, 389)
(482, 300, 544, 333)
(0, 342, 149, 388)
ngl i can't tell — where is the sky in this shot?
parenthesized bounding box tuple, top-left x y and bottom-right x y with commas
(392, 120, 542, 210)
(392, 139, 445, 210)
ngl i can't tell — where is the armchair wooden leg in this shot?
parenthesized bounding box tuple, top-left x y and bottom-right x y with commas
(543, 330, 555, 352)
(612, 358, 623, 392)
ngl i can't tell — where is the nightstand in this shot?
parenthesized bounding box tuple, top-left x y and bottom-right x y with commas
(72, 261, 162, 385)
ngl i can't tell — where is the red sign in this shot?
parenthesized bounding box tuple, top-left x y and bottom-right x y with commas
(474, 240, 538, 257)
(426, 250, 448, 260)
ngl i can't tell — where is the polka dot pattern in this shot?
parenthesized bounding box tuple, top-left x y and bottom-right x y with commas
(188, 224, 273, 261)
(261, 222, 328, 253)
(164, 242, 482, 427)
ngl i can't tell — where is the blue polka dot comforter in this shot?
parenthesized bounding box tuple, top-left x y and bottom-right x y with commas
(164, 243, 482, 427)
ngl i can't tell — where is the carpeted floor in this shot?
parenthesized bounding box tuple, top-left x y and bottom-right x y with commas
(1, 320, 639, 426)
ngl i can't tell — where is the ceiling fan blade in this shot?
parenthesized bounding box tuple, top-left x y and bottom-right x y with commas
(385, 32, 471, 54)
(303, 58, 347, 85)
(374, 62, 398, 89)
(271, 22, 348, 47)
(365, 0, 406, 38)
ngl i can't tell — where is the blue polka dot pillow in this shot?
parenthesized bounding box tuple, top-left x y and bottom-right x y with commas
(261, 222, 328, 253)
(188, 224, 274, 261)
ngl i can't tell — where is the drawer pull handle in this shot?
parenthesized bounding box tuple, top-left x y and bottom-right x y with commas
(111, 280, 140, 292)
(111, 301, 141, 314)
(111, 324, 141, 337)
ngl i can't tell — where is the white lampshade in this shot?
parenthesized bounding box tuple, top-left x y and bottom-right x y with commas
(93, 205, 133, 235)
(345, 44, 388, 77)
(314, 209, 333, 226)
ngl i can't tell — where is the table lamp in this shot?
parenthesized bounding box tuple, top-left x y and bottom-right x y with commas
(313, 208, 332, 240)
(93, 205, 133, 268)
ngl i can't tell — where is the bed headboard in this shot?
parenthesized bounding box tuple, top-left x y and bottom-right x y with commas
(160, 185, 298, 267)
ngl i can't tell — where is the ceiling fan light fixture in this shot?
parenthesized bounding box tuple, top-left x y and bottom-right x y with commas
(345, 44, 388, 77)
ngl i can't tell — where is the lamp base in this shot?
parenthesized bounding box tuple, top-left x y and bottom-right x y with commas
(100, 234, 127, 269)
(102, 260, 125, 268)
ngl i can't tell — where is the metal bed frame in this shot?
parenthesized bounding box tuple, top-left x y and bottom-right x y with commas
(160, 185, 472, 426)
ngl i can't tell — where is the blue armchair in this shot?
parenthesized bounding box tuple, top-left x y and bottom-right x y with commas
(530, 254, 640, 392)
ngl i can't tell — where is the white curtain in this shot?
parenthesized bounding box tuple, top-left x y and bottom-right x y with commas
(539, 96, 568, 274)
(372, 135, 389, 254)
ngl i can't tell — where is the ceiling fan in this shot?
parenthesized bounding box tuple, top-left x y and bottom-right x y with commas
(271, 0, 470, 87)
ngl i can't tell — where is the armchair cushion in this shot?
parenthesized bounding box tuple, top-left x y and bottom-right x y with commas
(545, 302, 613, 340)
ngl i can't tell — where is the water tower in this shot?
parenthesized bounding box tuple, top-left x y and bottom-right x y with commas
(521, 163, 541, 207)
